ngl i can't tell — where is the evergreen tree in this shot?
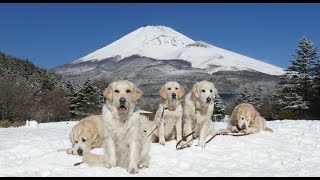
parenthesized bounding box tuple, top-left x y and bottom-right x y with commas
(310, 51, 320, 117)
(273, 37, 320, 119)
(235, 82, 274, 109)
(68, 80, 102, 119)
(289, 37, 319, 107)
(213, 95, 225, 122)
(273, 59, 309, 119)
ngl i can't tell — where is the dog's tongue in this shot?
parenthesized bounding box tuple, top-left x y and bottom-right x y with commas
(118, 106, 127, 112)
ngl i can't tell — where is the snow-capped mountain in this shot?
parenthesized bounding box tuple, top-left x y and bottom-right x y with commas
(72, 25, 284, 75)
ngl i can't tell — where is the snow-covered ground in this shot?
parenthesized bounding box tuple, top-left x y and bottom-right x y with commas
(0, 119, 319, 177)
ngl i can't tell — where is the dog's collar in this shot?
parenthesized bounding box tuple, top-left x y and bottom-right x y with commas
(161, 104, 170, 111)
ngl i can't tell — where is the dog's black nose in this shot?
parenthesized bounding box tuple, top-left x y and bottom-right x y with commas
(206, 97, 211, 103)
(119, 97, 126, 104)
(77, 148, 83, 156)
(242, 124, 246, 129)
(172, 93, 176, 98)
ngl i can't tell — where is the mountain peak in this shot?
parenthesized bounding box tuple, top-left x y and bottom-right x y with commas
(72, 25, 284, 75)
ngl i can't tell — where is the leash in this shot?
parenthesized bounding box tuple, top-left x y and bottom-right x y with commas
(146, 106, 168, 138)
(176, 131, 252, 150)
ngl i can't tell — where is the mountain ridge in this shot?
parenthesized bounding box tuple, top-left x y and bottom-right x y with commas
(69, 25, 284, 76)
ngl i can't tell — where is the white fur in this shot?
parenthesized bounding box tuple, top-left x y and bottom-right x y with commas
(66, 115, 104, 156)
(82, 80, 152, 174)
(183, 80, 218, 149)
(152, 81, 185, 145)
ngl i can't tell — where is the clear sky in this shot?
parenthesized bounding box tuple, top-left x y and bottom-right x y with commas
(0, 3, 319, 69)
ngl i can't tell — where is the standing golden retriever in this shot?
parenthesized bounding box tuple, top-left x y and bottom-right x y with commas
(183, 80, 218, 149)
(82, 80, 152, 174)
(228, 103, 273, 133)
(67, 115, 104, 156)
(152, 81, 185, 145)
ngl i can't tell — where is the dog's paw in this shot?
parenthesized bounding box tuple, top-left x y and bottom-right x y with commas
(183, 140, 193, 148)
(198, 142, 206, 149)
(159, 141, 166, 146)
(139, 162, 149, 169)
(240, 129, 248, 133)
(232, 129, 240, 133)
(66, 148, 73, 154)
(128, 165, 139, 174)
(105, 163, 116, 169)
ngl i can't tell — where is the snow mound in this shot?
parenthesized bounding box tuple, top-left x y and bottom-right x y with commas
(25, 120, 39, 128)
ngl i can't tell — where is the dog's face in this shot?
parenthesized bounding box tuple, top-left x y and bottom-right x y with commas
(70, 127, 100, 156)
(236, 110, 254, 130)
(103, 80, 143, 114)
(192, 80, 217, 106)
(159, 81, 185, 103)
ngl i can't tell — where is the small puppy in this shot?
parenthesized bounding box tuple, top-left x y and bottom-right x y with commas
(228, 103, 273, 133)
(152, 81, 185, 145)
(183, 80, 218, 149)
(67, 115, 104, 156)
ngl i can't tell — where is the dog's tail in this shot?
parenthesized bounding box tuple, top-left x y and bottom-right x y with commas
(264, 127, 273, 133)
(82, 152, 107, 166)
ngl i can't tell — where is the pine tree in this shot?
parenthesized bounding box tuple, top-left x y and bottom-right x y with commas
(273, 73, 308, 119)
(290, 37, 318, 105)
(68, 80, 102, 119)
(236, 86, 252, 104)
(213, 95, 225, 122)
(273, 37, 320, 119)
(310, 52, 320, 117)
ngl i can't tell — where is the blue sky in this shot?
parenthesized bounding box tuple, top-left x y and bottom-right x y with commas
(0, 3, 319, 69)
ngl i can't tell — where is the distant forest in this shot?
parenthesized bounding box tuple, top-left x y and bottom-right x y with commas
(1, 37, 320, 127)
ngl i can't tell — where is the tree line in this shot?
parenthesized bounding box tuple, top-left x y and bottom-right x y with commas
(1, 36, 319, 127)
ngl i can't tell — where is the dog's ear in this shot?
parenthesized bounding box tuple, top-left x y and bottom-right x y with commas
(133, 85, 143, 101)
(90, 130, 102, 147)
(230, 105, 239, 126)
(178, 84, 185, 98)
(191, 82, 200, 99)
(250, 109, 258, 122)
(159, 85, 168, 100)
(103, 82, 114, 102)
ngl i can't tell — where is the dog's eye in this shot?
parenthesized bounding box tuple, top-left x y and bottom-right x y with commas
(115, 90, 119, 93)
(241, 117, 244, 120)
(175, 87, 178, 90)
(126, 89, 131, 93)
(82, 138, 86, 142)
(168, 88, 171, 90)
(75, 140, 78, 143)
(202, 89, 205, 92)
(210, 89, 213, 93)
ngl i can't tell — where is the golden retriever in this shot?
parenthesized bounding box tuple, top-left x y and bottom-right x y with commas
(67, 115, 104, 156)
(82, 80, 152, 174)
(152, 81, 185, 145)
(183, 80, 218, 149)
(228, 103, 273, 133)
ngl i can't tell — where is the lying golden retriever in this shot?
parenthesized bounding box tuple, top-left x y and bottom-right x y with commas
(228, 103, 273, 133)
(183, 80, 218, 149)
(82, 80, 153, 174)
(152, 81, 185, 145)
(67, 115, 104, 156)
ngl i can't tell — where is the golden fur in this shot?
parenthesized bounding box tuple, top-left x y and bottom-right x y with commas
(228, 103, 273, 133)
(183, 80, 218, 149)
(67, 115, 104, 156)
(152, 81, 185, 145)
(82, 80, 153, 174)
